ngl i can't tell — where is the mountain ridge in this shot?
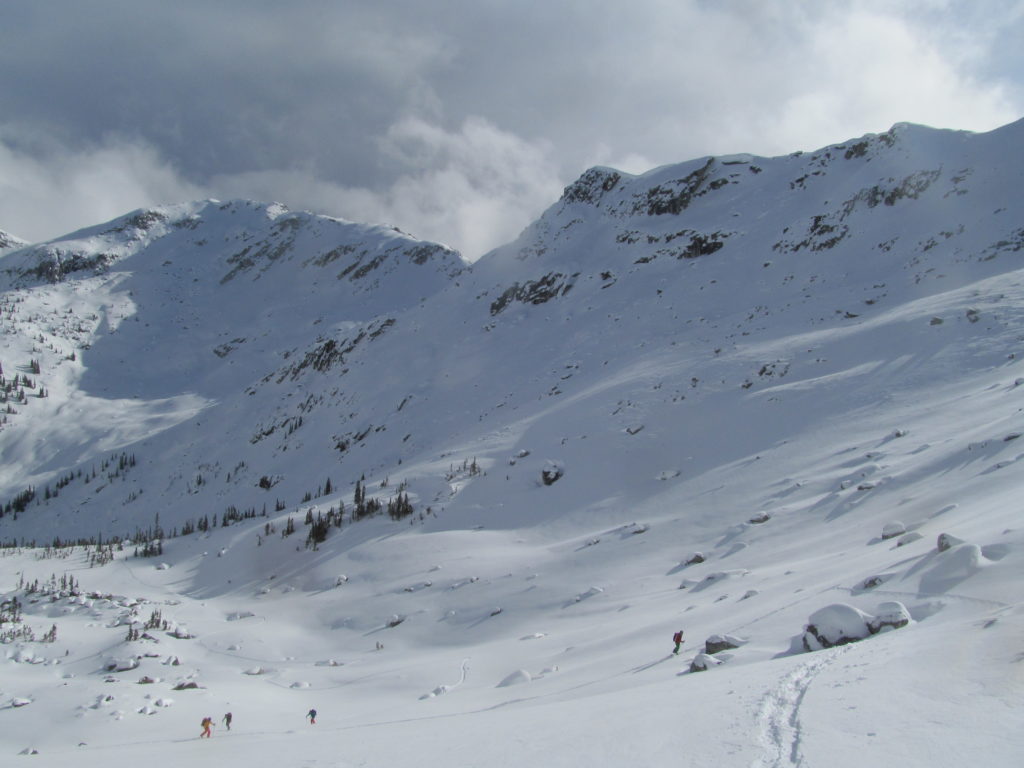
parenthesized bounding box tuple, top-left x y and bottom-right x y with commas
(0, 118, 1021, 544)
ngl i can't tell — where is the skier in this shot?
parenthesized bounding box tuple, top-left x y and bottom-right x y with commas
(200, 716, 214, 738)
(672, 629, 684, 655)
(222, 712, 232, 731)
(307, 708, 317, 724)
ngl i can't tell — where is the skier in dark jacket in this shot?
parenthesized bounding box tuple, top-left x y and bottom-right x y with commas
(222, 712, 232, 730)
(307, 708, 317, 724)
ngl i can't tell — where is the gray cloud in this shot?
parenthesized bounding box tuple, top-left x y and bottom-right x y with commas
(1, 0, 1021, 258)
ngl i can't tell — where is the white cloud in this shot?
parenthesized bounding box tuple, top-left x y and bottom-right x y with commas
(211, 116, 563, 261)
(0, 117, 562, 262)
(0, 128, 203, 243)
(759, 6, 1019, 153)
(376, 117, 563, 258)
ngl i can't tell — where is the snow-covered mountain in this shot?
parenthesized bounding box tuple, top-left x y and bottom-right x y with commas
(0, 199, 466, 537)
(0, 228, 27, 254)
(0, 119, 1021, 766)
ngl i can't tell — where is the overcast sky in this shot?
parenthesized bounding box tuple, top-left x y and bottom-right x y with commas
(1, 0, 1022, 259)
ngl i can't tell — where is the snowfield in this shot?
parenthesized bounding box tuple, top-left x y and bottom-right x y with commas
(1, 119, 1023, 766)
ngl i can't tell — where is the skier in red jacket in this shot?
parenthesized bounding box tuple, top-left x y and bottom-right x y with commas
(672, 629, 684, 655)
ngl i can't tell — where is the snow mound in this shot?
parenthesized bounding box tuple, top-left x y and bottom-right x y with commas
(497, 669, 532, 687)
(919, 543, 988, 594)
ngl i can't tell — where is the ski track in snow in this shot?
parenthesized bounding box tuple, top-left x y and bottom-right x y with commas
(751, 647, 848, 768)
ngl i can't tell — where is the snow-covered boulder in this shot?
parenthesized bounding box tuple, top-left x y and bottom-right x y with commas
(104, 656, 140, 672)
(704, 634, 746, 654)
(802, 604, 874, 651)
(10, 648, 39, 664)
(689, 653, 722, 673)
(683, 552, 705, 566)
(937, 533, 965, 552)
(420, 684, 451, 699)
(541, 460, 564, 486)
(881, 521, 906, 540)
(869, 601, 912, 633)
(803, 601, 912, 651)
(854, 573, 891, 591)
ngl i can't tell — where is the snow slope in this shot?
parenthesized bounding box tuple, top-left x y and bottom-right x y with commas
(0, 119, 1022, 766)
